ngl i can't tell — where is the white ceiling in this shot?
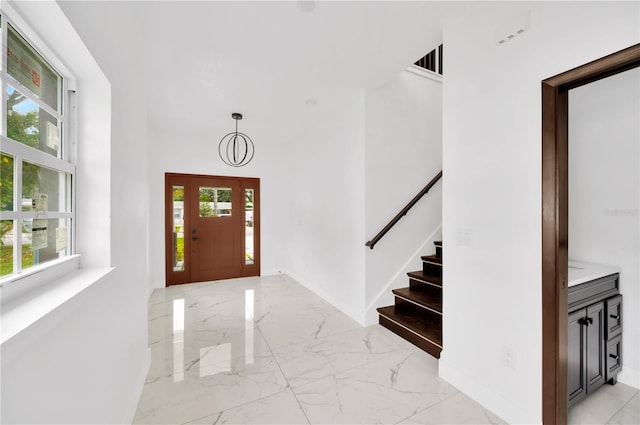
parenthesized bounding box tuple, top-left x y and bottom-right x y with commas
(58, 1, 444, 143)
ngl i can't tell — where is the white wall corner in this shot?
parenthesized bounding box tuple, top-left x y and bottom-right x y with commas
(122, 346, 150, 424)
(282, 269, 366, 326)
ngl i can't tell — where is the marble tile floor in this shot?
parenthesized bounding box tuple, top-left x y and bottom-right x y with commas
(568, 381, 639, 425)
(133, 274, 507, 424)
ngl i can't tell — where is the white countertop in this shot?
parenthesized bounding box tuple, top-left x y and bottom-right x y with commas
(568, 260, 620, 287)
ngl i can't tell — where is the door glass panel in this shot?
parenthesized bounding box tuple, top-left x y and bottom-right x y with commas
(245, 189, 254, 265)
(199, 187, 232, 217)
(172, 185, 185, 272)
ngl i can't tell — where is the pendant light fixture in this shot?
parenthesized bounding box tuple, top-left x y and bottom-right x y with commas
(219, 113, 254, 167)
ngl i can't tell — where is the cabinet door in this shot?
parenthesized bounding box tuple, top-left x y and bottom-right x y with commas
(586, 302, 605, 394)
(568, 309, 587, 406)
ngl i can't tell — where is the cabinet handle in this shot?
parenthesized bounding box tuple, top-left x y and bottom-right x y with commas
(610, 314, 619, 320)
(579, 317, 593, 326)
(609, 354, 619, 360)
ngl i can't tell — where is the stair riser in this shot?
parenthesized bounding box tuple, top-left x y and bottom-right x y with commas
(409, 278, 442, 290)
(379, 315, 442, 358)
(422, 262, 442, 277)
(395, 295, 442, 316)
(396, 286, 442, 311)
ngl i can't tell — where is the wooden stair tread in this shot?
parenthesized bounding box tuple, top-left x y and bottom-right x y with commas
(392, 287, 442, 314)
(421, 254, 442, 265)
(377, 305, 442, 348)
(434, 240, 442, 246)
(407, 270, 442, 287)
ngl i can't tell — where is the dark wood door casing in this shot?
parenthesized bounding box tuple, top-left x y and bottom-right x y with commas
(541, 43, 640, 425)
(165, 173, 260, 286)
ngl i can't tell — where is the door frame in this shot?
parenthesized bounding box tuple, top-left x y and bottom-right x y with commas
(164, 173, 260, 286)
(541, 43, 640, 425)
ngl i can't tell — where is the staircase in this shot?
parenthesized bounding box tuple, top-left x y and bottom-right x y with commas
(377, 240, 443, 358)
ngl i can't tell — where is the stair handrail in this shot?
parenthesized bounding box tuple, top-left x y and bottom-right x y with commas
(365, 170, 442, 250)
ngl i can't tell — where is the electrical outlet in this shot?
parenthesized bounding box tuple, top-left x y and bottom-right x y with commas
(502, 346, 516, 370)
(456, 228, 472, 247)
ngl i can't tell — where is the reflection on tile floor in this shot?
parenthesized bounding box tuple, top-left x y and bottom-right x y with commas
(569, 381, 639, 425)
(134, 274, 506, 424)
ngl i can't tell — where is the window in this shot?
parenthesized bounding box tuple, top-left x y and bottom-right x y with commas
(0, 15, 75, 279)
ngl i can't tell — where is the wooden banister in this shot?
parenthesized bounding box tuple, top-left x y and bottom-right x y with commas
(365, 170, 442, 250)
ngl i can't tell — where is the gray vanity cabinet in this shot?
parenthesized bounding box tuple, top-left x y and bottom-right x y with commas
(568, 273, 621, 407)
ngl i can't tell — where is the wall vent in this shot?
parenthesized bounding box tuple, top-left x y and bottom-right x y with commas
(496, 11, 531, 45)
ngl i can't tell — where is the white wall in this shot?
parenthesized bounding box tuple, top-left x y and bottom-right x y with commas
(2, 1, 150, 423)
(364, 69, 443, 324)
(569, 68, 640, 389)
(440, 2, 639, 424)
(284, 90, 366, 323)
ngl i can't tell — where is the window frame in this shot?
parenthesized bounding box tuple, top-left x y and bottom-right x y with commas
(0, 9, 77, 282)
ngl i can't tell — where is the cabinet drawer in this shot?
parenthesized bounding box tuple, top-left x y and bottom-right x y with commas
(606, 335, 622, 381)
(606, 295, 622, 339)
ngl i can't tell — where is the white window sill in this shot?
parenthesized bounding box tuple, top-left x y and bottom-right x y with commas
(1, 258, 114, 344)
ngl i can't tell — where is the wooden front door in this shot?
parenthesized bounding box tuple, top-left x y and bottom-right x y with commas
(165, 173, 260, 285)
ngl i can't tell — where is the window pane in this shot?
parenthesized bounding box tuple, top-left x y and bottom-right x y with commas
(7, 24, 62, 112)
(21, 218, 69, 271)
(22, 161, 70, 212)
(1, 154, 14, 211)
(199, 187, 232, 217)
(7, 86, 61, 157)
(245, 189, 254, 265)
(1, 220, 15, 277)
(172, 185, 184, 272)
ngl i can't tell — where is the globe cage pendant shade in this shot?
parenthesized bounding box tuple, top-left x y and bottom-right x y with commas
(218, 113, 255, 167)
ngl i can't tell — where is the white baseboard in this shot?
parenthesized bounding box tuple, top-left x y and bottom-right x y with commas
(619, 364, 640, 389)
(122, 346, 151, 424)
(439, 358, 541, 425)
(260, 268, 284, 276)
(282, 269, 366, 325)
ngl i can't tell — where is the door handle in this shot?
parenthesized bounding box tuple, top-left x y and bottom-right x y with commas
(610, 314, 619, 320)
(609, 354, 619, 360)
(192, 236, 200, 241)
